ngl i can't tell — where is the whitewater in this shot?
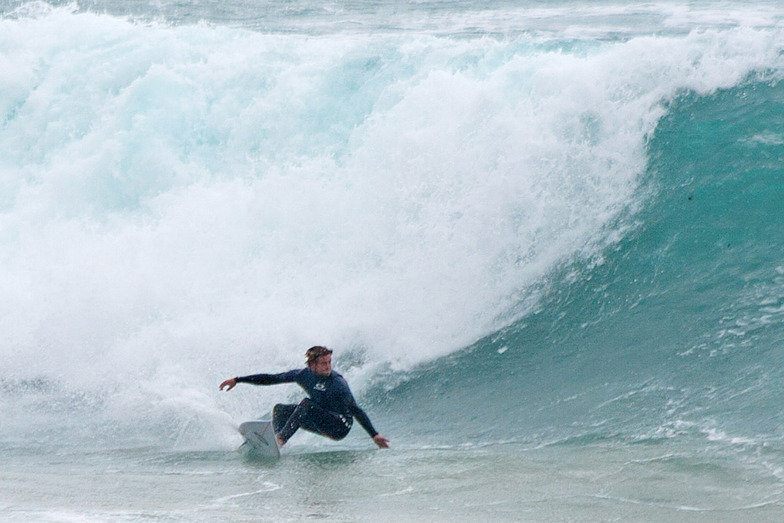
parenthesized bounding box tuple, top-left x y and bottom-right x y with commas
(2, 0, 784, 521)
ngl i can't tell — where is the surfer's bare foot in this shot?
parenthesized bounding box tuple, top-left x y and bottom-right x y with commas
(276, 436, 285, 447)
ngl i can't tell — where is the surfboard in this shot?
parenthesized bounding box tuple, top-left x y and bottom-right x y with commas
(238, 420, 280, 459)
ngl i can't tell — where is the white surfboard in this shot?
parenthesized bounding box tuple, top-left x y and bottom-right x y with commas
(238, 420, 280, 459)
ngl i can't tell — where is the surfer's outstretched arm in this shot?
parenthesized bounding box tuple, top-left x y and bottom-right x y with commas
(221, 371, 298, 391)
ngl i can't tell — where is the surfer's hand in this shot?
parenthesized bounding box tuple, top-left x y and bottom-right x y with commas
(219, 377, 237, 391)
(373, 434, 390, 449)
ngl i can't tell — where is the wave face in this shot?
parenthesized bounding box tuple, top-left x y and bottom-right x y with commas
(383, 79, 784, 448)
(1, 2, 784, 455)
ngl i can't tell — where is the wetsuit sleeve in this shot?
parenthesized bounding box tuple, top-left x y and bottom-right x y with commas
(349, 403, 379, 438)
(236, 369, 300, 386)
(337, 378, 379, 437)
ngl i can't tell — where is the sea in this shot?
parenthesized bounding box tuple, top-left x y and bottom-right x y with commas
(2, 0, 784, 521)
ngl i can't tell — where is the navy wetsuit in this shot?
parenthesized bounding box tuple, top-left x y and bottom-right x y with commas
(235, 368, 379, 444)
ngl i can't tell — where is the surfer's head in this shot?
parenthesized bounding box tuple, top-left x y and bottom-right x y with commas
(306, 346, 333, 376)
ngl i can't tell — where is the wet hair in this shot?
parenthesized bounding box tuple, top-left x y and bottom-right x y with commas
(305, 345, 333, 365)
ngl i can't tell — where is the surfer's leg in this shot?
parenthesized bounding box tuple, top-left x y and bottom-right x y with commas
(302, 403, 351, 440)
(276, 399, 308, 444)
(277, 398, 351, 444)
(310, 411, 352, 441)
(273, 403, 297, 433)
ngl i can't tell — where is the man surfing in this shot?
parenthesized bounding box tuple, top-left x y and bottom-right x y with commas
(220, 346, 390, 449)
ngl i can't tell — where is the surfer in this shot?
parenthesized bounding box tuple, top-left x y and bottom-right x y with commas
(220, 346, 390, 449)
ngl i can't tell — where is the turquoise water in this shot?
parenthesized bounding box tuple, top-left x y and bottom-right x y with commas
(2, 1, 784, 520)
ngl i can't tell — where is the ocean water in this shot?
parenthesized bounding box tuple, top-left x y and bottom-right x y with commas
(2, 0, 784, 520)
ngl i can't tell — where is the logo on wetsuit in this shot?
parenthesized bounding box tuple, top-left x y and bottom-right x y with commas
(314, 381, 327, 391)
